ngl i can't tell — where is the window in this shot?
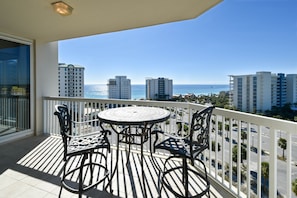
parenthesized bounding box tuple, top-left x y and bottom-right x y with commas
(0, 38, 31, 136)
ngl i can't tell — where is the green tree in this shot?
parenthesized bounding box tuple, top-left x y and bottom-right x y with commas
(292, 178, 297, 196)
(225, 124, 230, 131)
(232, 145, 247, 163)
(278, 137, 287, 159)
(210, 141, 221, 152)
(241, 131, 247, 144)
(261, 161, 270, 196)
(264, 103, 297, 121)
(261, 162, 269, 179)
(218, 121, 222, 135)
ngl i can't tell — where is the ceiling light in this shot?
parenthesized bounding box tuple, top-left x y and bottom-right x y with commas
(52, 1, 73, 16)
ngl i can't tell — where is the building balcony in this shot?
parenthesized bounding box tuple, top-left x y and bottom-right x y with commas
(1, 96, 297, 198)
(0, 135, 226, 198)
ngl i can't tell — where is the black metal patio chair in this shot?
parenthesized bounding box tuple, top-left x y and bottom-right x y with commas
(54, 104, 111, 198)
(153, 105, 214, 198)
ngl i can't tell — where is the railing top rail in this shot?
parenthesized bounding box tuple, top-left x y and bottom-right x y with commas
(211, 105, 297, 132)
(44, 96, 297, 133)
(43, 96, 192, 108)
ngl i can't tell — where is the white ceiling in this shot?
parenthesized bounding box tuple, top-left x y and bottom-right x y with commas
(0, 0, 222, 42)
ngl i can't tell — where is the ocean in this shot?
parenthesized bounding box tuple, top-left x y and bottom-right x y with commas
(84, 84, 229, 100)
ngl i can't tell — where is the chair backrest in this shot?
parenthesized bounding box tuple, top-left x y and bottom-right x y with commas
(54, 104, 72, 137)
(189, 106, 214, 159)
(54, 105, 72, 160)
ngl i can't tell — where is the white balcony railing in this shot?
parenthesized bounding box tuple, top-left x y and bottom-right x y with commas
(43, 96, 297, 198)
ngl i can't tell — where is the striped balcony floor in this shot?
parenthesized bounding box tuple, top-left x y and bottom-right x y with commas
(0, 135, 223, 198)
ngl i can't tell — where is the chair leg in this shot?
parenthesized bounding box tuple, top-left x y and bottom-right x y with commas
(79, 154, 88, 198)
(157, 170, 163, 198)
(104, 133, 119, 194)
(59, 158, 68, 198)
(202, 160, 210, 197)
(89, 152, 93, 185)
(197, 158, 210, 197)
(158, 156, 174, 197)
(59, 185, 63, 198)
(182, 158, 189, 197)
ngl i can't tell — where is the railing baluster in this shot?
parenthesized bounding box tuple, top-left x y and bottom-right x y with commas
(222, 115, 226, 185)
(269, 128, 277, 198)
(287, 132, 292, 198)
(237, 120, 241, 196)
(229, 116, 233, 189)
(257, 125, 262, 198)
(246, 122, 251, 198)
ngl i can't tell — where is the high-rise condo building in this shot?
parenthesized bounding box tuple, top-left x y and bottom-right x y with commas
(230, 71, 296, 113)
(286, 74, 297, 104)
(58, 63, 84, 97)
(146, 77, 173, 100)
(107, 76, 131, 99)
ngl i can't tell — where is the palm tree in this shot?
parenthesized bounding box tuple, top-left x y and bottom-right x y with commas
(278, 137, 287, 159)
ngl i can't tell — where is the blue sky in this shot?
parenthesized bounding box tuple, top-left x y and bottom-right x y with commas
(58, 0, 297, 85)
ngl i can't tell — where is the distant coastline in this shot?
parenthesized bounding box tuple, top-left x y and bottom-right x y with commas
(84, 84, 229, 100)
(85, 84, 228, 86)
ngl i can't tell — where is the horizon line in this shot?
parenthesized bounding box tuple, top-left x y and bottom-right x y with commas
(85, 83, 229, 85)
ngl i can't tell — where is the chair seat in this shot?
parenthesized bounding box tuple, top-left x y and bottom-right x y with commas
(155, 137, 191, 157)
(67, 132, 110, 155)
(155, 137, 207, 160)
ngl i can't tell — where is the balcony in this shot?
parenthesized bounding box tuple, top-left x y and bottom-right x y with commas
(0, 135, 226, 198)
(1, 96, 297, 197)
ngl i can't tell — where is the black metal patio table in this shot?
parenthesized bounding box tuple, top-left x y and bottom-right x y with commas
(98, 106, 170, 197)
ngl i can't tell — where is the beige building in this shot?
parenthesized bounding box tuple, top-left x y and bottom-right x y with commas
(146, 77, 173, 100)
(108, 76, 131, 99)
(58, 63, 84, 97)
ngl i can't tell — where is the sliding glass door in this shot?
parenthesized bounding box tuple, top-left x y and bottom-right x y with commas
(0, 38, 31, 137)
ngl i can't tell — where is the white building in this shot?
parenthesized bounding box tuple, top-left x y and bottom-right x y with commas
(58, 63, 84, 97)
(287, 74, 297, 104)
(146, 77, 173, 100)
(108, 76, 131, 99)
(229, 74, 255, 112)
(256, 71, 272, 112)
(230, 71, 294, 113)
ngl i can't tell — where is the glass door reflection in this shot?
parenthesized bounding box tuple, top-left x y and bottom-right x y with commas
(0, 38, 30, 136)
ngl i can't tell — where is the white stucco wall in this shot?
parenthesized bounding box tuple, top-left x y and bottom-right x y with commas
(35, 41, 59, 135)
